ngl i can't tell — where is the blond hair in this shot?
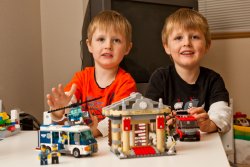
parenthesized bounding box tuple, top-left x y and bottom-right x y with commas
(162, 8, 211, 48)
(87, 10, 132, 49)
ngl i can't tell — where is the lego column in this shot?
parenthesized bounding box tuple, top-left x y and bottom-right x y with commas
(131, 124, 135, 146)
(122, 117, 131, 154)
(111, 119, 121, 153)
(156, 115, 165, 153)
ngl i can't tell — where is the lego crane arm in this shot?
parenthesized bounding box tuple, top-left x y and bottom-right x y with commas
(47, 97, 102, 113)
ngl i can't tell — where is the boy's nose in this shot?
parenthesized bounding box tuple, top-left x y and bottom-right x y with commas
(104, 40, 113, 50)
(183, 38, 191, 47)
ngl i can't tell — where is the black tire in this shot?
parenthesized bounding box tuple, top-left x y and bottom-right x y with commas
(73, 148, 80, 158)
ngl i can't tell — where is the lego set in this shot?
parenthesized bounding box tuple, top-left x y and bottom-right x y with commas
(37, 92, 203, 162)
(102, 92, 177, 159)
(233, 112, 250, 141)
(0, 109, 21, 138)
(175, 114, 200, 141)
(37, 98, 99, 163)
(173, 99, 201, 142)
(39, 124, 98, 158)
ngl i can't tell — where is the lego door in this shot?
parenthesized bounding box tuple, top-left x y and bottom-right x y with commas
(134, 123, 148, 146)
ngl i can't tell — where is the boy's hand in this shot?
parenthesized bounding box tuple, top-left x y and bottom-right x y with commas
(47, 84, 76, 110)
(188, 107, 218, 133)
(166, 111, 177, 135)
(46, 84, 76, 120)
(88, 112, 101, 137)
(166, 111, 176, 126)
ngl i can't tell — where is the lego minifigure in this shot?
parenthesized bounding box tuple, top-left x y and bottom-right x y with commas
(68, 106, 83, 125)
(234, 112, 250, 127)
(48, 102, 96, 126)
(58, 131, 68, 150)
(38, 145, 50, 165)
(50, 144, 60, 164)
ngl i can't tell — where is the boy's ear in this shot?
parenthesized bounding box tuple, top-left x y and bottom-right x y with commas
(86, 39, 93, 53)
(205, 42, 211, 53)
(124, 42, 132, 55)
(163, 43, 171, 55)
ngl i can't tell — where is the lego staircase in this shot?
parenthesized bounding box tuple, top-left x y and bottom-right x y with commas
(132, 146, 156, 155)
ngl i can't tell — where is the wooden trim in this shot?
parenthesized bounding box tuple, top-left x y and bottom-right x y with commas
(211, 32, 250, 40)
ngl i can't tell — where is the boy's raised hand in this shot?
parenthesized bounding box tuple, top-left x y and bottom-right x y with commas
(47, 84, 77, 110)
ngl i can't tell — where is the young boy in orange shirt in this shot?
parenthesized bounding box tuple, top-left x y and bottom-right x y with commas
(46, 10, 136, 137)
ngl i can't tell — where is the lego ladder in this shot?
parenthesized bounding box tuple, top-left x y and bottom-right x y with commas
(134, 123, 147, 146)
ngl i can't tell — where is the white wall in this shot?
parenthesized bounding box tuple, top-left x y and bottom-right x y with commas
(0, 0, 44, 122)
(202, 38, 250, 115)
(41, 0, 88, 111)
(0, 0, 88, 122)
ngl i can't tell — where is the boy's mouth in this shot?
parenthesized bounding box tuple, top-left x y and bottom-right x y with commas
(180, 51, 194, 55)
(102, 53, 113, 58)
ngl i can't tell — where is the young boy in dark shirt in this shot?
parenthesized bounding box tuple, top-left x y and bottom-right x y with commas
(146, 8, 231, 133)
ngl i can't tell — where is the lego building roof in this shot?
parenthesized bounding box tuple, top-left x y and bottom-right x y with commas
(102, 92, 171, 117)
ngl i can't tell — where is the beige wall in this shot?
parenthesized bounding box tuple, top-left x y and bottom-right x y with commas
(0, 0, 87, 123)
(41, 0, 87, 112)
(202, 38, 250, 116)
(0, 0, 44, 122)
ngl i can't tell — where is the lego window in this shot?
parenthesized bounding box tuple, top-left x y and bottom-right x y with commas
(52, 132, 59, 144)
(69, 132, 76, 145)
(40, 131, 51, 144)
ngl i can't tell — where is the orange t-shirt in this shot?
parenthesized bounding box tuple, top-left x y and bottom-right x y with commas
(64, 67, 137, 121)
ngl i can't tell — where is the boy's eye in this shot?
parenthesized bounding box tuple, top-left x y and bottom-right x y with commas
(192, 35, 200, 39)
(112, 38, 121, 43)
(174, 36, 183, 41)
(97, 37, 105, 42)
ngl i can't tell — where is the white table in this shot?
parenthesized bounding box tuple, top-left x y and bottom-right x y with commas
(0, 131, 230, 167)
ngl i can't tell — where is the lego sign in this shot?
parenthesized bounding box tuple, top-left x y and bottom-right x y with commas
(123, 117, 131, 131)
(157, 116, 165, 129)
